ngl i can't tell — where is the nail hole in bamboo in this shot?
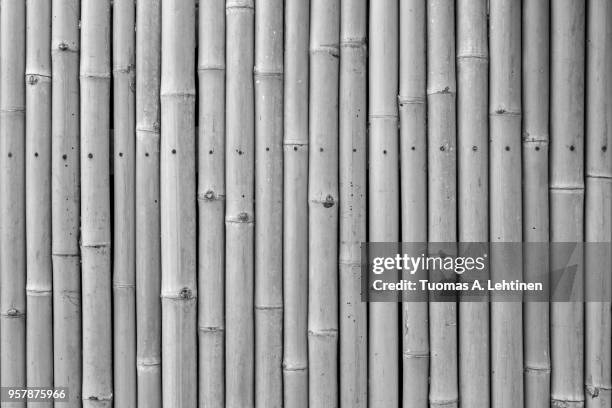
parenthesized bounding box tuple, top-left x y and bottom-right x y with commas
(209, 150, 213, 154)
(535, 146, 540, 151)
(320, 147, 324, 152)
(58, 42, 68, 51)
(62, 154, 67, 160)
(266, 147, 270, 151)
(411, 146, 415, 151)
(172, 149, 176, 154)
(145, 152, 149, 157)
(353, 148, 357, 152)
(34, 152, 38, 157)
(119, 152, 123, 157)
(7, 152, 12, 158)
(88, 153, 93, 159)
(569, 145, 575, 151)
(472, 145, 478, 151)
(505, 146, 510, 151)
(602, 146, 607, 152)
(383, 150, 387, 154)
(293, 147, 297, 151)
(440, 146, 445, 151)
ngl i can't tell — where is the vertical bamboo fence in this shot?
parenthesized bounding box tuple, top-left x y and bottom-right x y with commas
(0, 1, 610, 408)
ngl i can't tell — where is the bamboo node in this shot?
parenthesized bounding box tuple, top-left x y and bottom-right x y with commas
(199, 326, 224, 333)
(4, 308, 24, 317)
(282, 363, 307, 371)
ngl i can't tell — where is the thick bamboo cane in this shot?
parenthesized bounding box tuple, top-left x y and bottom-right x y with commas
(25, 0, 53, 402)
(427, 1, 457, 406)
(80, 0, 112, 405)
(489, 1, 523, 407)
(254, 0, 284, 406)
(522, 1, 550, 407)
(51, 0, 82, 405)
(135, 0, 162, 406)
(198, 0, 225, 406)
(113, 0, 137, 406)
(225, 1, 255, 406)
(456, 1, 489, 407)
(160, 0, 198, 406)
(399, 0, 428, 407)
(584, 0, 611, 406)
(283, 0, 310, 405)
(0, 0, 26, 397)
(550, 1, 585, 407)
(339, 0, 367, 406)
(368, 1, 399, 406)
(309, 0, 340, 406)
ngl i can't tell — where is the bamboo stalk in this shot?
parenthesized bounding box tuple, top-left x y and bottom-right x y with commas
(584, 0, 611, 406)
(489, 1, 523, 407)
(399, 0, 428, 407)
(456, 1, 489, 407)
(254, 0, 284, 406)
(198, 0, 225, 406)
(113, 0, 137, 405)
(309, 0, 340, 405)
(0, 0, 26, 396)
(339, 0, 367, 405)
(80, 0, 112, 405)
(225, 1, 255, 406)
(522, 0, 550, 407)
(550, 1, 585, 407)
(282, 0, 310, 405)
(25, 0, 53, 402)
(427, 0, 458, 406)
(160, 0, 198, 406)
(51, 0, 82, 405)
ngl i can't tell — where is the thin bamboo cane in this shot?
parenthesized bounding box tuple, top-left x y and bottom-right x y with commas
(550, 1, 585, 407)
(522, 0, 550, 407)
(489, 1, 523, 407)
(25, 0, 53, 402)
(51, 0, 82, 405)
(427, 0, 458, 406)
(308, 0, 340, 406)
(135, 0, 162, 406)
(339, 0, 367, 406)
(225, 1, 255, 406)
(282, 0, 310, 405)
(399, 0, 428, 406)
(198, 0, 225, 406)
(0, 0, 26, 396)
(584, 0, 611, 406)
(254, 0, 284, 406)
(456, 1, 489, 407)
(80, 0, 112, 405)
(113, 0, 137, 405)
(160, 0, 198, 406)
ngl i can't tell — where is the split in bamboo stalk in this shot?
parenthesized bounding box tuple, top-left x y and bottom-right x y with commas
(254, 0, 284, 406)
(80, 0, 113, 405)
(25, 0, 53, 402)
(225, 1, 255, 406)
(522, 1, 550, 407)
(283, 0, 310, 405)
(550, 1, 585, 407)
(489, 1, 523, 407)
(309, 0, 340, 406)
(198, 0, 226, 406)
(456, 1, 489, 407)
(0, 0, 27, 396)
(160, 0, 198, 406)
(399, 0, 428, 406)
(51, 0, 82, 405)
(113, 0, 137, 405)
(427, 0, 458, 406)
(339, 0, 367, 405)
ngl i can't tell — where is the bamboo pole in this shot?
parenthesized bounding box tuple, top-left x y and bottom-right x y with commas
(25, 0, 53, 402)
(160, 0, 198, 405)
(550, 1, 585, 407)
(135, 0, 162, 406)
(225, 1, 255, 406)
(0, 0, 26, 396)
(198, 0, 225, 406)
(522, 0, 550, 407)
(254, 0, 284, 406)
(51, 0, 82, 405)
(584, 0, 611, 406)
(282, 0, 310, 405)
(80, 0, 112, 405)
(339, 0, 367, 405)
(489, 1, 523, 407)
(456, 1, 489, 407)
(113, 0, 137, 405)
(399, 0, 428, 407)
(309, 0, 340, 406)
(427, 0, 457, 406)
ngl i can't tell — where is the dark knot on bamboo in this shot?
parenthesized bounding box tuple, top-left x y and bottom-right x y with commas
(323, 195, 335, 208)
(179, 287, 192, 299)
(28, 75, 38, 85)
(58, 42, 69, 51)
(238, 212, 249, 222)
(204, 190, 215, 200)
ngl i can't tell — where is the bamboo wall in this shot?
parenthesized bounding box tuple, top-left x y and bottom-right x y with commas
(0, 0, 610, 407)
